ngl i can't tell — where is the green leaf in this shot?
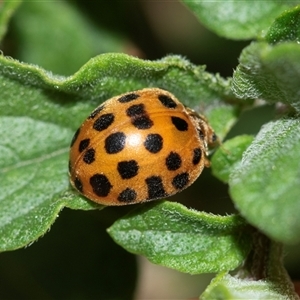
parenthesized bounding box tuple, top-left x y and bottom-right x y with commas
(11, 1, 123, 75)
(67, 55, 238, 141)
(108, 201, 251, 274)
(0, 117, 67, 251)
(211, 135, 254, 183)
(229, 118, 300, 244)
(0, 53, 235, 251)
(1, 53, 236, 136)
(181, 0, 296, 40)
(205, 103, 241, 143)
(265, 5, 300, 44)
(0, 116, 102, 252)
(202, 271, 297, 299)
(202, 240, 298, 299)
(0, 0, 21, 42)
(232, 42, 300, 112)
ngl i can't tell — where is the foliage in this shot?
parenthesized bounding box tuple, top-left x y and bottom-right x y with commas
(0, 0, 300, 298)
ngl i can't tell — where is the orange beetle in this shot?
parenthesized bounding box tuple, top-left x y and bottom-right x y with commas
(69, 88, 216, 205)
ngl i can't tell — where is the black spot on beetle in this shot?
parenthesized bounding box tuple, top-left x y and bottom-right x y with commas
(158, 94, 177, 109)
(126, 104, 146, 117)
(118, 188, 137, 203)
(127, 104, 153, 129)
(172, 172, 189, 190)
(145, 176, 168, 199)
(166, 152, 182, 171)
(79, 139, 90, 153)
(117, 160, 139, 179)
(68, 160, 72, 174)
(83, 148, 95, 164)
(105, 132, 126, 154)
(88, 104, 105, 119)
(171, 116, 188, 131)
(118, 93, 140, 103)
(132, 116, 153, 129)
(74, 177, 83, 193)
(90, 174, 112, 197)
(70, 127, 80, 147)
(93, 113, 114, 131)
(144, 134, 163, 153)
(192, 148, 202, 165)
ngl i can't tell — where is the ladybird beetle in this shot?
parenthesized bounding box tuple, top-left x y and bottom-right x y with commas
(69, 88, 217, 206)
